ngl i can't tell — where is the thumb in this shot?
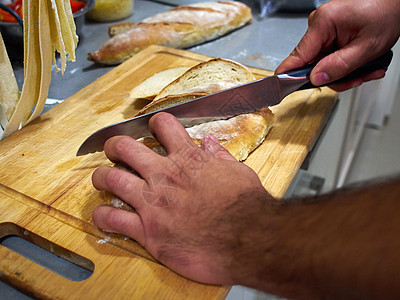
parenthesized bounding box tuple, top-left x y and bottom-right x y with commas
(201, 134, 237, 161)
(310, 42, 386, 87)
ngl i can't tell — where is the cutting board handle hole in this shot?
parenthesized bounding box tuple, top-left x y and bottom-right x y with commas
(0, 222, 94, 282)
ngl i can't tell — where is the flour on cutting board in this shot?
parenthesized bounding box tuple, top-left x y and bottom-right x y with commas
(97, 235, 110, 245)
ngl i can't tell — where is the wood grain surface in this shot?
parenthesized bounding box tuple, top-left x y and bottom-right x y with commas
(0, 45, 337, 299)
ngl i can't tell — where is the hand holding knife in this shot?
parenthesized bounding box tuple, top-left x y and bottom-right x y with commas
(77, 51, 393, 156)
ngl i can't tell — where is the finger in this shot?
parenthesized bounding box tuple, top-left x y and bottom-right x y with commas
(360, 69, 386, 83)
(104, 135, 165, 179)
(92, 205, 145, 245)
(328, 78, 363, 92)
(148, 112, 197, 154)
(309, 41, 387, 86)
(201, 134, 237, 161)
(328, 69, 386, 92)
(92, 166, 146, 211)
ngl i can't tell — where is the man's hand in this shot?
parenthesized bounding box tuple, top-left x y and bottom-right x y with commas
(91, 113, 400, 299)
(91, 112, 275, 285)
(275, 0, 400, 91)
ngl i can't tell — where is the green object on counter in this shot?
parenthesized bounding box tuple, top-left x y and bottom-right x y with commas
(86, 0, 134, 22)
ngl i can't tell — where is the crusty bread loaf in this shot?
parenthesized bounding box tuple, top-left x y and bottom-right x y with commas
(134, 58, 273, 161)
(192, 108, 273, 161)
(139, 108, 274, 161)
(88, 1, 252, 65)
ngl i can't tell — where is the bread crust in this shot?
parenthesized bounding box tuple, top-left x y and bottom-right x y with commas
(88, 22, 195, 65)
(137, 93, 208, 115)
(108, 22, 135, 37)
(155, 58, 255, 100)
(137, 108, 274, 162)
(88, 1, 252, 65)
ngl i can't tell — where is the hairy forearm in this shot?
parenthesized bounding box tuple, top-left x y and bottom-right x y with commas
(233, 177, 400, 299)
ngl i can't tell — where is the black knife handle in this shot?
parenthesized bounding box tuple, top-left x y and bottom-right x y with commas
(282, 50, 393, 90)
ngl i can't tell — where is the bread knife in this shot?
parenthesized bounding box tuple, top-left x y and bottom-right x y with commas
(77, 51, 392, 156)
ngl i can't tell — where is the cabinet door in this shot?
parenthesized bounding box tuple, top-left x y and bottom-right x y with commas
(368, 41, 400, 128)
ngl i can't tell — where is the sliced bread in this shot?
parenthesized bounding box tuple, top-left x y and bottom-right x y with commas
(154, 58, 255, 100)
(130, 66, 191, 100)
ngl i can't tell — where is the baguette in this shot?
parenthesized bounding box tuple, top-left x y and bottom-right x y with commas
(135, 58, 273, 162)
(138, 108, 274, 161)
(88, 1, 252, 65)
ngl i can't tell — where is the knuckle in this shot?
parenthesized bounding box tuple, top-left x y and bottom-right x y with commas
(106, 209, 125, 229)
(311, 4, 337, 29)
(314, 3, 331, 18)
(105, 168, 132, 191)
(291, 44, 303, 58)
(105, 168, 120, 187)
(151, 112, 174, 128)
(335, 53, 353, 72)
(114, 136, 135, 155)
(365, 38, 381, 53)
(308, 10, 317, 24)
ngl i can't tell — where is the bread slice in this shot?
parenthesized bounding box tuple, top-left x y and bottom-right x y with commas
(130, 67, 190, 100)
(136, 77, 248, 115)
(87, 1, 252, 65)
(154, 58, 255, 100)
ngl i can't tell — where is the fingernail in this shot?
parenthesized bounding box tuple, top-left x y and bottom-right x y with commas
(313, 72, 330, 86)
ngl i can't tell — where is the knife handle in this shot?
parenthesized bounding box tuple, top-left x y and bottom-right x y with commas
(283, 50, 393, 90)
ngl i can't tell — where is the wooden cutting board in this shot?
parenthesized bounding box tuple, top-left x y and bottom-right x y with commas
(0, 45, 337, 299)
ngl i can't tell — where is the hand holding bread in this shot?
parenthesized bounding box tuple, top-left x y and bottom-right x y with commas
(105, 58, 274, 212)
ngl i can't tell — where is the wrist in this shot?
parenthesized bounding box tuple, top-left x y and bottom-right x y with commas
(226, 191, 289, 289)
